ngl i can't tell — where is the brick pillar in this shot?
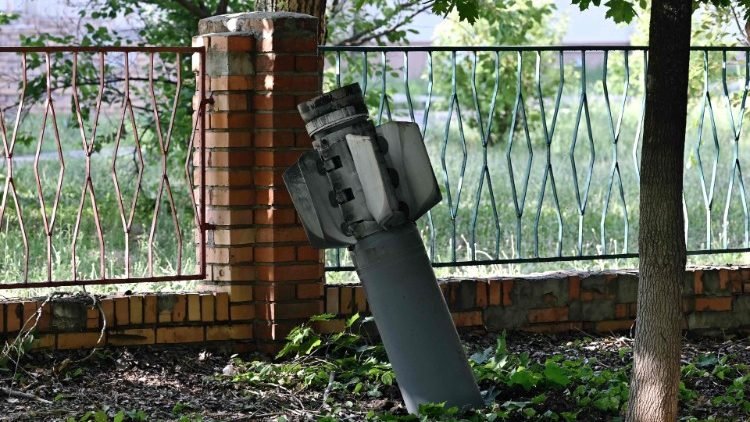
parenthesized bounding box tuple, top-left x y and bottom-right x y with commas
(194, 12, 325, 352)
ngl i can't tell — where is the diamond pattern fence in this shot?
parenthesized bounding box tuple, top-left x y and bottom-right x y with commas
(321, 45, 750, 272)
(0, 46, 205, 289)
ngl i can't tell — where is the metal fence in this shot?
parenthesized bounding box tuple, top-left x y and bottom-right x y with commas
(0, 46, 205, 289)
(320, 45, 750, 271)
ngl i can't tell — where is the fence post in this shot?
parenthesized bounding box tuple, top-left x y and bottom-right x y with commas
(194, 12, 325, 352)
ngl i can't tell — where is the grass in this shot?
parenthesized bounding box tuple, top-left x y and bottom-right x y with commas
(0, 101, 198, 297)
(3, 49, 750, 291)
(325, 50, 750, 283)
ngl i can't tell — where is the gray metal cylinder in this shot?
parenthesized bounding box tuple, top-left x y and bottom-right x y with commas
(352, 223, 484, 413)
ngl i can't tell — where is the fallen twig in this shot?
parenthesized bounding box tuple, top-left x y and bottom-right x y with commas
(0, 386, 52, 404)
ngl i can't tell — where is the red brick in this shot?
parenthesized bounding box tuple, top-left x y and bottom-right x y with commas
(629, 303, 638, 318)
(257, 37, 318, 54)
(313, 319, 346, 334)
(615, 303, 628, 319)
(719, 269, 729, 290)
(201, 294, 215, 322)
(255, 74, 321, 92)
(156, 326, 204, 343)
(129, 296, 143, 325)
(209, 75, 255, 91)
(254, 169, 286, 187)
(205, 150, 254, 167)
(255, 54, 295, 72)
(58, 332, 103, 349)
(101, 300, 115, 327)
(255, 246, 296, 263)
(255, 227, 305, 250)
(298, 282, 324, 300)
(210, 93, 250, 112)
(488, 280, 502, 306)
(694, 270, 704, 295)
(208, 111, 254, 129)
(206, 325, 231, 341)
(206, 208, 255, 226)
(209, 36, 255, 52)
(354, 287, 367, 313)
(568, 276, 581, 300)
(255, 188, 293, 206)
(527, 307, 569, 323)
(256, 264, 323, 282)
(187, 294, 202, 321)
(206, 245, 253, 264)
(297, 246, 322, 262)
(196, 168, 254, 187)
(31, 334, 55, 349)
(172, 295, 187, 322)
(254, 208, 297, 225)
(214, 293, 230, 321)
(85, 306, 98, 330)
(210, 265, 255, 282)
(254, 130, 296, 148)
(254, 150, 303, 168)
(268, 301, 324, 320)
(452, 311, 483, 327)
(475, 282, 488, 308)
(502, 280, 514, 306)
(254, 112, 305, 130)
(326, 287, 340, 315)
(253, 283, 297, 302)
(252, 94, 297, 111)
(744, 282, 750, 293)
(695, 297, 733, 312)
(339, 286, 354, 314)
(206, 188, 256, 206)
(144, 295, 157, 324)
(203, 130, 253, 148)
(230, 303, 255, 320)
(295, 55, 324, 72)
(5, 303, 20, 332)
(108, 328, 155, 346)
(114, 297, 129, 327)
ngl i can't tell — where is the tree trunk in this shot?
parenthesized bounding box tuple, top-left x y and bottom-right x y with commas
(626, 0, 692, 421)
(254, 0, 328, 44)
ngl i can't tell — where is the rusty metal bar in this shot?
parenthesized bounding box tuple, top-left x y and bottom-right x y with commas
(0, 45, 206, 289)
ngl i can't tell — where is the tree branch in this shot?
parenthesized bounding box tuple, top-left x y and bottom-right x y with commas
(729, 3, 750, 46)
(335, 1, 434, 46)
(171, 0, 209, 18)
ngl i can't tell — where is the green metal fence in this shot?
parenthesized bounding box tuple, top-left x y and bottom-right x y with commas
(319, 45, 750, 271)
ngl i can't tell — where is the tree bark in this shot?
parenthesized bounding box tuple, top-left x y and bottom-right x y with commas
(626, 0, 692, 421)
(254, 0, 328, 44)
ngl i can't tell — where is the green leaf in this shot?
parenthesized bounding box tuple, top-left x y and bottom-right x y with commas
(544, 361, 571, 387)
(113, 411, 125, 422)
(508, 368, 540, 390)
(346, 313, 360, 328)
(603, 0, 638, 23)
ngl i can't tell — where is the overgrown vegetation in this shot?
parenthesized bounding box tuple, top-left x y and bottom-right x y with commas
(225, 315, 750, 421)
(1, 314, 749, 420)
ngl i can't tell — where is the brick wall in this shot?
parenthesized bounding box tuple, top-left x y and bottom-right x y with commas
(193, 12, 325, 353)
(2, 266, 750, 350)
(0, 292, 252, 350)
(323, 267, 750, 336)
